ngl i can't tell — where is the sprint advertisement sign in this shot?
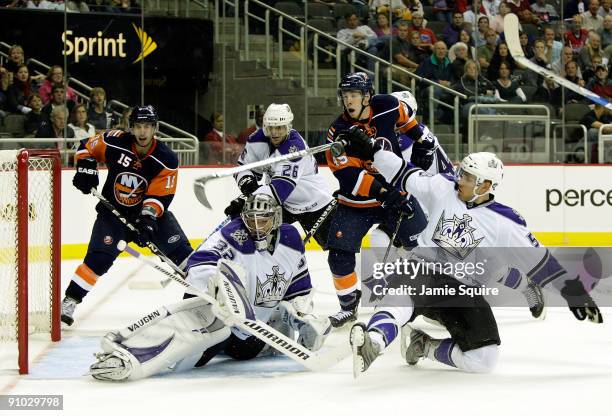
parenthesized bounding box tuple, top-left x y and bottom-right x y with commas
(61, 23, 157, 64)
(0, 9, 212, 73)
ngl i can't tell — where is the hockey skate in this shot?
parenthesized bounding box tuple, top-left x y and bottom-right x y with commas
(60, 296, 79, 326)
(329, 290, 361, 328)
(523, 280, 545, 319)
(349, 323, 381, 378)
(400, 325, 432, 366)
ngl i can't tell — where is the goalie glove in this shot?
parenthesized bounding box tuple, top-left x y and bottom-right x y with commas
(278, 294, 331, 351)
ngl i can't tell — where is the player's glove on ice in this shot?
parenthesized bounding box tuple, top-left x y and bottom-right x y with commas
(237, 175, 259, 196)
(561, 277, 603, 323)
(134, 209, 158, 248)
(376, 188, 415, 219)
(224, 196, 246, 219)
(73, 158, 99, 194)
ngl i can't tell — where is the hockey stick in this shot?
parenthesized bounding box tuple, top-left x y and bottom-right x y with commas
(504, 13, 612, 110)
(90, 188, 181, 273)
(193, 141, 345, 209)
(117, 241, 350, 371)
(302, 199, 337, 245)
(144, 216, 232, 288)
(382, 211, 406, 264)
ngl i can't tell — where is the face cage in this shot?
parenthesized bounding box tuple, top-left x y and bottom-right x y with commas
(241, 211, 277, 241)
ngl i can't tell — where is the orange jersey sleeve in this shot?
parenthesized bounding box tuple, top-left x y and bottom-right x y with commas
(75, 132, 108, 163)
(142, 167, 178, 217)
(395, 101, 418, 134)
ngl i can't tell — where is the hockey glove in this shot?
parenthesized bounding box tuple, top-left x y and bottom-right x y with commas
(560, 277, 603, 323)
(278, 295, 331, 351)
(410, 141, 438, 171)
(237, 175, 259, 196)
(337, 125, 378, 161)
(224, 196, 246, 219)
(73, 158, 99, 194)
(376, 188, 415, 219)
(134, 208, 158, 248)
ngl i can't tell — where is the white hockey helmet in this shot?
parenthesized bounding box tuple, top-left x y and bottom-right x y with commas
(263, 103, 293, 138)
(457, 152, 504, 199)
(391, 90, 418, 115)
(241, 194, 282, 251)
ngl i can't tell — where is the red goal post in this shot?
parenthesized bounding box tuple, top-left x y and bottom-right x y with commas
(0, 149, 61, 374)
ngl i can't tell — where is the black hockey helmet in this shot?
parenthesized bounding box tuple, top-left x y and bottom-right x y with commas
(129, 105, 159, 127)
(337, 72, 374, 99)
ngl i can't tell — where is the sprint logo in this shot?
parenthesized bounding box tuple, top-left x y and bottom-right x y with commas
(132, 23, 157, 63)
(61, 24, 158, 63)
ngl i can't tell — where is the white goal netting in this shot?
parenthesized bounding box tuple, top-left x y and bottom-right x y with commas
(0, 150, 58, 372)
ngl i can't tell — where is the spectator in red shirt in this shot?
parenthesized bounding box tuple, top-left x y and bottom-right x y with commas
(203, 112, 242, 164)
(7, 64, 34, 114)
(237, 106, 264, 144)
(410, 11, 437, 49)
(565, 15, 591, 53)
(507, 0, 540, 24)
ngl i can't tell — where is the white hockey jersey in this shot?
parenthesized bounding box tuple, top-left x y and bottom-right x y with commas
(235, 128, 332, 214)
(185, 219, 312, 332)
(372, 150, 564, 287)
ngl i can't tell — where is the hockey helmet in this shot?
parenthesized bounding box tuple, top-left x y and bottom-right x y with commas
(456, 152, 504, 199)
(337, 72, 374, 99)
(129, 105, 159, 129)
(263, 103, 293, 140)
(391, 90, 418, 115)
(241, 194, 282, 251)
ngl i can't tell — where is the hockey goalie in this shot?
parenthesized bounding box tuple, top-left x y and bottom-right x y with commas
(88, 194, 331, 381)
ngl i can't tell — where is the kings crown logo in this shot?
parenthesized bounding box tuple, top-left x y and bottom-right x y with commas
(432, 211, 483, 259)
(230, 228, 249, 246)
(255, 266, 288, 306)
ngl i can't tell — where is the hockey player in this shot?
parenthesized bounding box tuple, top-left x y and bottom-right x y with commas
(325, 73, 431, 328)
(61, 105, 193, 326)
(224, 103, 335, 250)
(88, 194, 331, 381)
(342, 137, 602, 375)
(372, 91, 544, 320)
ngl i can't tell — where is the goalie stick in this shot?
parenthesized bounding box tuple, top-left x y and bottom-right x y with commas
(117, 241, 351, 371)
(193, 141, 345, 208)
(504, 13, 612, 110)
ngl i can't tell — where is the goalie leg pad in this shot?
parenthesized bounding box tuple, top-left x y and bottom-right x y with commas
(90, 298, 231, 381)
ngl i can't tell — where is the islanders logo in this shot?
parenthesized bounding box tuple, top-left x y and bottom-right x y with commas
(432, 211, 484, 260)
(255, 266, 288, 307)
(113, 172, 148, 207)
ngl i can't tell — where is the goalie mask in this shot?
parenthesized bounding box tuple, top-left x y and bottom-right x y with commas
(263, 103, 293, 146)
(456, 152, 504, 202)
(241, 194, 282, 251)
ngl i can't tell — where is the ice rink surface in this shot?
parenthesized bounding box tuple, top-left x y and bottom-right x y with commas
(1, 252, 611, 416)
